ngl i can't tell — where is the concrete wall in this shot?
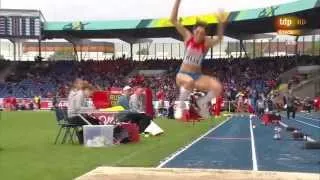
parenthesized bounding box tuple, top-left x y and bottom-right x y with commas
(293, 76, 320, 98)
(279, 67, 297, 83)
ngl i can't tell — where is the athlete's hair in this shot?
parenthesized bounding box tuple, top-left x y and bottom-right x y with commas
(194, 20, 208, 33)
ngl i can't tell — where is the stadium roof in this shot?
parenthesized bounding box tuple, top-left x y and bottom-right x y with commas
(41, 0, 319, 40)
(1, 0, 297, 21)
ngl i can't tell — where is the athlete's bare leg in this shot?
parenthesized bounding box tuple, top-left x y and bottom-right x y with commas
(194, 75, 223, 118)
(174, 73, 195, 119)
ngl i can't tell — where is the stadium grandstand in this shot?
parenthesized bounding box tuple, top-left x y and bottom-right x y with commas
(0, 0, 320, 180)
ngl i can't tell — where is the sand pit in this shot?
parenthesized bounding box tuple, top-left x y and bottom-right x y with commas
(76, 167, 319, 180)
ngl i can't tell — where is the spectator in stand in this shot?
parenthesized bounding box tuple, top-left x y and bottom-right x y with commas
(303, 97, 312, 113)
(1, 56, 319, 104)
(167, 99, 175, 119)
(236, 94, 244, 112)
(52, 93, 60, 109)
(265, 95, 274, 112)
(156, 88, 166, 116)
(256, 96, 265, 118)
(34, 95, 41, 110)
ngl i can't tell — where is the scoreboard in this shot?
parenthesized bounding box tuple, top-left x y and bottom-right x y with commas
(0, 9, 43, 39)
(0, 16, 41, 38)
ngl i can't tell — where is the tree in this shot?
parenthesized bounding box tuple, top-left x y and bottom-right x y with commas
(136, 48, 149, 55)
(0, 54, 5, 60)
(244, 41, 264, 58)
(305, 41, 320, 56)
(49, 47, 76, 61)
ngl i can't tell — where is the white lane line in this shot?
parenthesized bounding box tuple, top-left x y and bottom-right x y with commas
(249, 118, 258, 171)
(157, 117, 231, 168)
(279, 121, 316, 142)
(296, 115, 320, 122)
(279, 121, 288, 128)
(280, 115, 320, 129)
(294, 119, 320, 129)
(203, 137, 250, 140)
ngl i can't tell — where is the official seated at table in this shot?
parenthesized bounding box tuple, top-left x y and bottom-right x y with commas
(117, 86, 152, 133)
(67, 79, 99, 143)
(67, 79, 100, 125)
(118, 86, 131, 110)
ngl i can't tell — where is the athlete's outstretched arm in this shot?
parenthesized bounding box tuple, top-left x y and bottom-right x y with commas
(170, 0, 192, 42)
(205, 11, 228, 48)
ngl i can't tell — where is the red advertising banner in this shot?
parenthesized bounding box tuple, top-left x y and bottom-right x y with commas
(0, 98, 70, 110)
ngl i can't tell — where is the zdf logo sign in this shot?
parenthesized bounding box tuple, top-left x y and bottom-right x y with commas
(279, 18, 293, 27)
(275, 16, 307, 29)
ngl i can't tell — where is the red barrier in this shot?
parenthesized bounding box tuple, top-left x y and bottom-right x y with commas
(3, 97, 17, 111)
(120, 123, 140, 143)
(92, 91, 111, 109)
(144, 88, 154, 118)
(314, 97, 320, 111)
(214, 96, 223, 117)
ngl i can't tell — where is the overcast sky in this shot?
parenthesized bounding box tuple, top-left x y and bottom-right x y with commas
(1, 0, 297, 21)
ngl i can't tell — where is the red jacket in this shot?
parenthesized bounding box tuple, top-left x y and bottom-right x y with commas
(156, 90, 165, 101)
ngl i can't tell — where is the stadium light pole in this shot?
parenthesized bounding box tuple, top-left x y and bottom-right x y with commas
(13, 41, 16, 61)
(235, 41, 238, 58)
(253, 39, 256, 58)
(294, 36, 299, 55)
(268, 40, 271, 57)
(0, 0, 2, 58)
(211, 35, 214, 59)
(154, 43, 156, 59)
(227, 41, 230, 58)
(121, 44, 124, 57)
(312, 35, 315, 56)
(178, 43, 181, 59)
(276, 38, 279, 57)
(239, 40, 242, 58)
(162, 43, 164, 60)
(260, 40, 263, 57)
(318, 35, 320, 56)
(219, 41, 221, 59)
(130, 43, 133, 60)
(138, 42, 141, 61)
(170, 43, 173, 59)
(285, 40, 288, 56)
(302, 36, 305, 55)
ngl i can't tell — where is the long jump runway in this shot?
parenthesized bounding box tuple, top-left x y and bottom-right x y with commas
(280, 112, 320, 140)
(159, 115, 320, 174)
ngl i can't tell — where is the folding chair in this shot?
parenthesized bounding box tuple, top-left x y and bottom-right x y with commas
(54, 107, 82, 144)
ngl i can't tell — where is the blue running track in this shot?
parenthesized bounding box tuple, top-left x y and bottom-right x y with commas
(160, 114, 320, 173)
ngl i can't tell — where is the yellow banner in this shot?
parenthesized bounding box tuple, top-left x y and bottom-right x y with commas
(152, 12, 230, 28)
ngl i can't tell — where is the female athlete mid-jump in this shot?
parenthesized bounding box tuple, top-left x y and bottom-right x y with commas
(171, 0, 227, 119)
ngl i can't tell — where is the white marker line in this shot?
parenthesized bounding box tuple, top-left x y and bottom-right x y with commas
(157, 117, 231, 168)
(294, 119, 320, 129)
(280, 115, 320, 129)
(203, 137, 250, 140)
(296, 115, 320, 122)
(249, 118, 258, 171)
(305, 136, 316, 142)
(279, 121, 316, 142)
(279, 121, 288, 128)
